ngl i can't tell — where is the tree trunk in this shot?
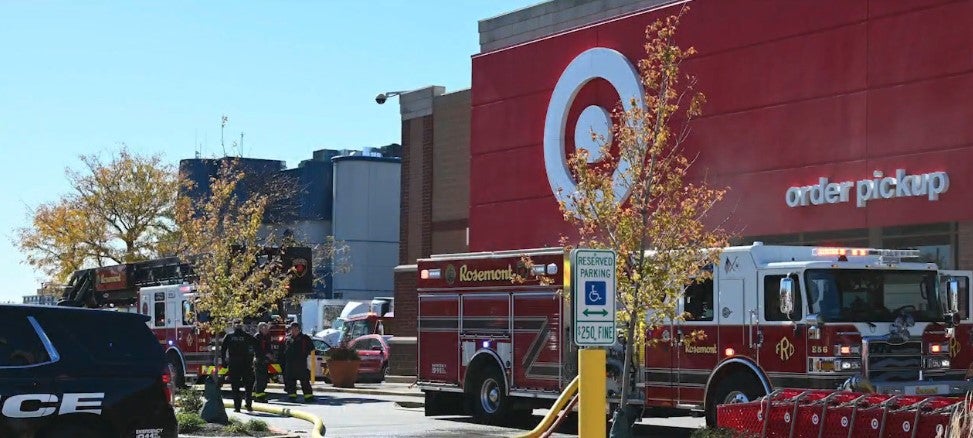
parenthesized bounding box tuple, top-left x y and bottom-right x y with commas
(610, 317, 638, 437)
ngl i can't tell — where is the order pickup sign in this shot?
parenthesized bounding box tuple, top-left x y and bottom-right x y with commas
(572, 249, 616, 347)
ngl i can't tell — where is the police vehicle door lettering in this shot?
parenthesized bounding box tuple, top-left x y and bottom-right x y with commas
(59, 393, 104, 415)
(1, 393, 104, 418)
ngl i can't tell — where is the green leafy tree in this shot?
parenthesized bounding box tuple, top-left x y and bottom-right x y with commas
(173, 159, 296, 334)
(555, 8, 731, 419)
(16, 148, 178, 281)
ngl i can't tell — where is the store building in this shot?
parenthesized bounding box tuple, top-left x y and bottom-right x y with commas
(389, 0, 973, 374)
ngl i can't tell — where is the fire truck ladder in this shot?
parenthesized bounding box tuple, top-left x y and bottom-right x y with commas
(58, 269, 95, 307)
(58, 257, 195, 308)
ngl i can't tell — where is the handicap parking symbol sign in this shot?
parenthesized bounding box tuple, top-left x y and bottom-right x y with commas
(584, 281, 607, 306)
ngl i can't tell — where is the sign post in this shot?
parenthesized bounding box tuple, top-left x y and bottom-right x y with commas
(572, 248, 617, 347)
(571, 248, 616, 438)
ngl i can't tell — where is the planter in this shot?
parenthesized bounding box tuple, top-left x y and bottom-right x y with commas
(327, 359, 361, 388)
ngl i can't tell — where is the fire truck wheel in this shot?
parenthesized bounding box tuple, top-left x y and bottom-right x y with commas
(704, 371, 764, 428)
(469, 366, 511, 425)
(167, 356, 186, 388)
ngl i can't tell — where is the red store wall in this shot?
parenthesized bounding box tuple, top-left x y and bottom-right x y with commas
(469, 0, 973, 252)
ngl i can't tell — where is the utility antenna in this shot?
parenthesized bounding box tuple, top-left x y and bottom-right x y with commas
(220, 115, 228, 156)
(239, 132, 245, 157)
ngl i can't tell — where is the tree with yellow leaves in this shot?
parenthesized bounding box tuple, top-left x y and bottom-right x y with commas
(15, 148, 178, 282)
(554, 8, 731, 430)
(173, 158, 300, 335)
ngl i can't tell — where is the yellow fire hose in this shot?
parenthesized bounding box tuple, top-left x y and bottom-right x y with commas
(223, 400, 326, 438)
(514, 375, 580, 438)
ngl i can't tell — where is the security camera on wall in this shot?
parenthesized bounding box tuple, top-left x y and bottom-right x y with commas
(375, 94, 387, 104)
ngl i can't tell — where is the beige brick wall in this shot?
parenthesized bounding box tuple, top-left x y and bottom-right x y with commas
(478, 0, 679, 53)
(433, 228, 468, 256)
(958, 222, 973, 270)
(432, 90, 471, 227)
(402, 117, 428, 264)
(393, 89, 470, 376)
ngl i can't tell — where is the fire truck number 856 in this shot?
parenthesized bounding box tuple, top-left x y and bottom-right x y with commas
(810, 346, 829, 354)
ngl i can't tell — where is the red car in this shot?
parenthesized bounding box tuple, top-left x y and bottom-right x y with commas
(349, 334, 390, 383)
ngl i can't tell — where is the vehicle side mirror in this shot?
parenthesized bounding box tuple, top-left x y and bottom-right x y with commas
(780, 278, 796, 316)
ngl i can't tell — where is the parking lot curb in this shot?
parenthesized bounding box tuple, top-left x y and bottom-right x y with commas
(385, 375, 417, 384)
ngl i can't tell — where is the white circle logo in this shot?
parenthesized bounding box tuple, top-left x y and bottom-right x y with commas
(784, 412, 791, 423)
(811, 414, 819, 425)
(902, 421, 911, 432)
(871, 418, 879, 430)
(543, 47, 647, 212)
(841, 416, 848, 427)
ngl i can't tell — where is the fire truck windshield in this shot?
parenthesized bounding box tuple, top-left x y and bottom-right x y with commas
(805, 269, 943, 323)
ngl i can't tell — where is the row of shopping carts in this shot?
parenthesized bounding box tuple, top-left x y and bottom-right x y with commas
(717, 388, 965, 438)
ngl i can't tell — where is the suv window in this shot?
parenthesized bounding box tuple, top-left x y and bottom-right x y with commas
(0, 317, 51, 367)
(45, 313, 163, 363)
(312, 339, 331, 352)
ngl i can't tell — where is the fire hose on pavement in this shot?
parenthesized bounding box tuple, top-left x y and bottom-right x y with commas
(223, 400, 326, 438)
(515, 375, 581, 438)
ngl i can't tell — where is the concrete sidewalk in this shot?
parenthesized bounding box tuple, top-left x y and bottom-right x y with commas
(265, 376, 423, 400)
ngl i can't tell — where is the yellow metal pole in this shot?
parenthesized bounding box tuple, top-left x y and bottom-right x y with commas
(310, 350, 316, 385)
(578, 348, 606, 438)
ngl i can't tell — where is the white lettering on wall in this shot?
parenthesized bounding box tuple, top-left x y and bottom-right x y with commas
(785, 170, 949, 208)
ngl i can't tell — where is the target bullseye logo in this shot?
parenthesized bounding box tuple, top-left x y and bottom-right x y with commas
(543, 47, 646, 211)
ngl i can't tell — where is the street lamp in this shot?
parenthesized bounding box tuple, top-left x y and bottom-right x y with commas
(375, 90, 408, 105)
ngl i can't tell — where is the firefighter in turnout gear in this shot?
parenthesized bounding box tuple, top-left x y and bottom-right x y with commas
(221, 319, 257, 412)
(252, 322, 274, 402)
(281, 322, 314, 402)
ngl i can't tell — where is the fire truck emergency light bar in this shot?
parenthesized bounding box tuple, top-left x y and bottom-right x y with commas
(811, 247, 921, 258)
(420, 269, 442, 280)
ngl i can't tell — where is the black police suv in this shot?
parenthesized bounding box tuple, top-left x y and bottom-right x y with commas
(0, 304, 177, 438)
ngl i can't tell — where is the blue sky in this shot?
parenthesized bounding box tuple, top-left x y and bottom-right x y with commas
(0, 1, 539, 302)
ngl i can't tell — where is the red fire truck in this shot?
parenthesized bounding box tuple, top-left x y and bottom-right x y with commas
(59, 247, 312, 387)
(415, 244, 973, 426)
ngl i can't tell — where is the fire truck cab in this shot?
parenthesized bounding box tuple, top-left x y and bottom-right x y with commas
(139, 283, 213, 386)
(138, 283, 287, 386)
(416, 244, 973, 427)
(648, 243, 972, 426)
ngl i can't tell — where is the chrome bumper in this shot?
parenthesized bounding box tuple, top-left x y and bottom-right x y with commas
(873, 379, 972, 396)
